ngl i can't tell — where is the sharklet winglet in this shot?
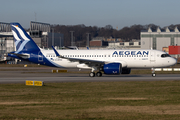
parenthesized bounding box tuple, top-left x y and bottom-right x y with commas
(52, 46, 62, 57)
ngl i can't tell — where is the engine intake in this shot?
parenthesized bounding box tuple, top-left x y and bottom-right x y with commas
(103, 63, 122, 74)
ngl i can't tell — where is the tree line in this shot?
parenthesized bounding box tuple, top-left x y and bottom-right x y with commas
(52, 24, 180, 46)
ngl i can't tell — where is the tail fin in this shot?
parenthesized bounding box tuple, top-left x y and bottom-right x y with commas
(10, 23, 40, 53)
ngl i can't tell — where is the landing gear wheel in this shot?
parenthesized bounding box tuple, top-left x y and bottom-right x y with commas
(152, 73, 156, 77)
(151, 68, 156, 77)
(89, 72, 95, 77)
(96, 72, 102, 77)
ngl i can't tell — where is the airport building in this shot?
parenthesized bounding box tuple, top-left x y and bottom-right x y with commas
(0, 21, 64, 63)
(89, 37, 141, 49)
(141, 27, 180, 51)
(29, 21, 64, 48)
(0, 22, 14, 62)
(90, 37, 108, 47)
(108, 40, 141, 49)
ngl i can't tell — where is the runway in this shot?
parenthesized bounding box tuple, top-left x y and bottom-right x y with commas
(0, 67, 180, 83)
(0, 74, 180, 83)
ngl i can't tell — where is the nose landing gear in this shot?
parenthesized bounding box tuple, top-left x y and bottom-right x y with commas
(151, 68, 156, 77)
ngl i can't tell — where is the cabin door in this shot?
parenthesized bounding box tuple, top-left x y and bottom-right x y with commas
(150, 51, 156, 63)
(38, 51, 43, 62)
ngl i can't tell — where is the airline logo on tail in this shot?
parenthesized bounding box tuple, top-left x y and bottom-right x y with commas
(10, 23, 39, 53)
(11, 25, 30, 53)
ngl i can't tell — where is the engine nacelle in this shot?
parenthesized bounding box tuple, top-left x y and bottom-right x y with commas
(121, 68, 131, 74)
(103, 63, 122, 74)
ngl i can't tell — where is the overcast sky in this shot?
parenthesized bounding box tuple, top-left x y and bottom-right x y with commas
(1, 0, 180, 29)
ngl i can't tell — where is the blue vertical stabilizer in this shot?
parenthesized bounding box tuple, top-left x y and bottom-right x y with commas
(10, 23, 40, 53)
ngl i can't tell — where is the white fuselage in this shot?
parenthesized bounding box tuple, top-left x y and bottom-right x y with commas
(40, 49, 176, 69)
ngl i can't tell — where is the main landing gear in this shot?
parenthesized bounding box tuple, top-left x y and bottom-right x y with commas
(151, 68, 156, 77)
(89, 67, 102, 77)
(89, 72, 102, 77)
(89, 72, 95, 77)
(96, 72, 102, 77)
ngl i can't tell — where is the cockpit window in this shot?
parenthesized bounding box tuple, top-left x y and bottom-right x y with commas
(161, 54, 171, 58)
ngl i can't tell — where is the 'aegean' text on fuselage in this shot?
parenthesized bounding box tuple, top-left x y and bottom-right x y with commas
(112, 51, 149, 56)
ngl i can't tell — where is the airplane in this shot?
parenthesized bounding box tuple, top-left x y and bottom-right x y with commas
(8, 23, 177, 77)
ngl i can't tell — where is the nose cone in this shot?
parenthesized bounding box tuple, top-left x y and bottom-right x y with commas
(170, 58, 177, 66)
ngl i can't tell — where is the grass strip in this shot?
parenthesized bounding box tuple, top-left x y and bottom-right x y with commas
(0, 81, 180, 119)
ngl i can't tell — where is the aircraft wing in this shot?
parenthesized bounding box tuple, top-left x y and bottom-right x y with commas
(52, 46, 105, 67)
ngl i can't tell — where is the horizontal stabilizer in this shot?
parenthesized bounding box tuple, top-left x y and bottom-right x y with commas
(8, 52, 30, 59)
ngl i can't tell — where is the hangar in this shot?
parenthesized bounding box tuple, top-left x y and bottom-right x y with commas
(141, 27, 180, 51)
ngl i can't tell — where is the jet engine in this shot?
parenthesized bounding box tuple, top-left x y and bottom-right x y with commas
(103, 63, 122, 74)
